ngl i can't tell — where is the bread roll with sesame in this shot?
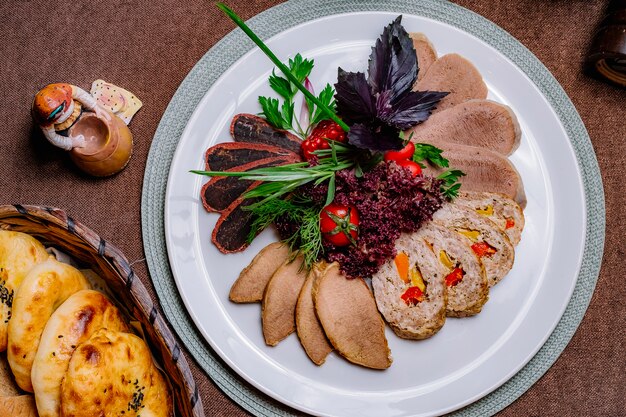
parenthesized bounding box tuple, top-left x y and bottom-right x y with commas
(60, 329, 172, 417)
(31, 290, 129, 417)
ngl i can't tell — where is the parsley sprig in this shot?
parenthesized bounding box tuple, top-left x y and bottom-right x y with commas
(259, 55, 337, 138)
(411, 143, 465, 198)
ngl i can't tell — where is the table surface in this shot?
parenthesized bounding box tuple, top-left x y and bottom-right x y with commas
(2, 0, 625, 415)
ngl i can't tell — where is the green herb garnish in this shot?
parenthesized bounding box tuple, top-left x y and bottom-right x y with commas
(437, 169, 466, 199)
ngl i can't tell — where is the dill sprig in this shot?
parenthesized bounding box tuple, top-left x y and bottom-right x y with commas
(247, 196, 323, 269)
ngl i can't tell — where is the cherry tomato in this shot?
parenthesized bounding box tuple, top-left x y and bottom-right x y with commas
(384, 142, 415, 161)
(301, 120, 347, 160)
(319, 203, 359, 246)
(395, 159, 422, 177)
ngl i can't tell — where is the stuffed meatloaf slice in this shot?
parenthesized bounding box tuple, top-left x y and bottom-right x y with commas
(433, 203, 515, 287)
(455, 191, 525, 246)
(372, 233, 447, 340)
(416, 223, 488, 317)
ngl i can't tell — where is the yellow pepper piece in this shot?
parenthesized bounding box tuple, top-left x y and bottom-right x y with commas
(476, 205, 494, 216)
(439, 250, 454, 270)
(409, 267, 426, 292)
(394, 252, 410, 283)
(457, 228, 480, 242)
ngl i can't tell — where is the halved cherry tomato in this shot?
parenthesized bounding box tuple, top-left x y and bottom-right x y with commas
(384, 142, 415, 161)
(401, 286, 424, 306)
(395, 159, 422, 177)
(471, 242, 497, 258)
(445, 267, 464, 287)
(320, 203, 359, 246)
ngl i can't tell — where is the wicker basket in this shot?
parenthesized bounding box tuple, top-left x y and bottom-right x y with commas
(0, 204, 204, 417)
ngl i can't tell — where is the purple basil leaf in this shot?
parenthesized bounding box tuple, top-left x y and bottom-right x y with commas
(334, 68, 376, 124)
(367, 15, 418, 102)
(347, 123, 404, 152)
(380, 90, 449, 130)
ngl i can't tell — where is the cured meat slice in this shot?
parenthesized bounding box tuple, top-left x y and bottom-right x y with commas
(201, 156, 298, 213)
(296, 263, 333, 365)
(415, 53, 488, 113)
(229, 242, 290, 303)
(204, 142, 300, 172)
(211, 196, 259, 253)
(261, 256, 307, 346)
(231, 113, 303, 154)
(313, 262, 392, 369)
(422, 142, 527, 208)
(409, 32, 437, 82)
(408, 99, 521, 156)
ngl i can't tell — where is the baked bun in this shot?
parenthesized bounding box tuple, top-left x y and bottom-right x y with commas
(0, 231, 49, 352)
(433, 203, 514, 286)
(372, 233, 447, 339)
(60, 329, 172, 417)
(455, 191, 525, 246)
(31, 290, 129, 417)
(416, 223, 488, 317)
(7, 257, 90, 392)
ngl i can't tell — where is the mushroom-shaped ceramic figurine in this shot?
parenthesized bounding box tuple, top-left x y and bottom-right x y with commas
(32, 82, 141, 177)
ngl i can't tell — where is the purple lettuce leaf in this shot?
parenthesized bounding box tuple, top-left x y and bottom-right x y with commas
(367, 15, 417, 102)
(379, 90, 449, 130)
(334, 68, 377, 124)
(347, 123, 404, 151)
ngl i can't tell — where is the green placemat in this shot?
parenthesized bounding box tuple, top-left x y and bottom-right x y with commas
(141, 0, 605, 415)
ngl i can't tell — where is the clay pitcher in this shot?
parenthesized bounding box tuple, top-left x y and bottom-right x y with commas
(69, 112, 133, 177)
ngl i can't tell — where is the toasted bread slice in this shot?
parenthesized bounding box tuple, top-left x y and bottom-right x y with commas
(456, 191, 525, 246)
(8, 258, 90, 392)
(433, 203, 515, 286)
(415, 53, 488, 113)
(408, 99, 521, 156)
(416, 223, 488, 317)
(409, 32, 437, 82)
(314, 263, 392, 369)
(261, 256, 307, 346)
(230, 242, 290, 303)
(372, 233, 447, 339)
(295, 263, 333, 365)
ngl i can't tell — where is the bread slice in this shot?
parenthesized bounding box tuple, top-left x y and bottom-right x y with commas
(416, 223, 488, 317)
(313, 263, 392, 369)
(230, 242, 290, 303)
(261, 256, 307, 346)
(455, 191, 525, 246)
(415, 53, 488, 113)
(295, 263, 333, 365)
(409, 32, 437, 82)
(31, 290, 129, 417)
(433, 203, 515, 286)
(61, 329, 172, 417)
(0, 231, 49, 352)
(408, 99, 521, 156)
(8, 258, 90, 392)
(372, 233, 447, 339)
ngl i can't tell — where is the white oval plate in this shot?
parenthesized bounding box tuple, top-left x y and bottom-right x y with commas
(164, 11, 585, 417)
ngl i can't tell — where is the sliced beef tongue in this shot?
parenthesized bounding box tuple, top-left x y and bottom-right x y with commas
(231, 113, 303, 154)
(204, 142, 300, 172)
(201, 155, 299, 213)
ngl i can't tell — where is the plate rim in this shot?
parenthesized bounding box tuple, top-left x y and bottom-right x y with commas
(141, 1, 605, 416)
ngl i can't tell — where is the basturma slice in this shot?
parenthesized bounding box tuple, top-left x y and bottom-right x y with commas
(212, 196, 260, 253)
(262, 256, 308, 346)
(204, 142, 300, 172)
(313, 262, 392, 369)
(230, 113, 303, 154)
(201, 156, 299, 213)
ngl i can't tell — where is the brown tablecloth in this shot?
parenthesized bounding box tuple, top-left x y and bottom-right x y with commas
(2, 0, 625, 415)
